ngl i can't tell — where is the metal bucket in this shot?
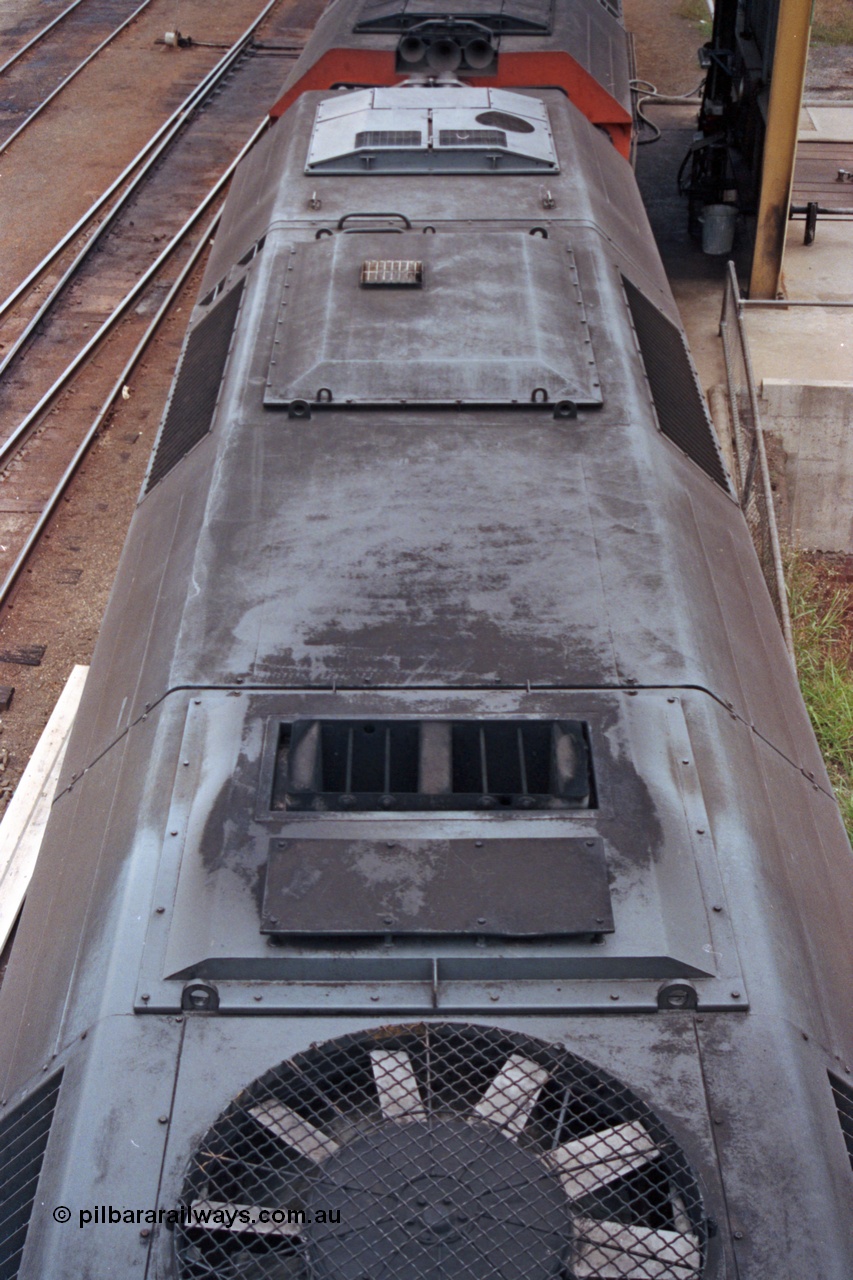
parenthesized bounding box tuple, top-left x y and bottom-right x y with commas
(701, 203, 737, 255)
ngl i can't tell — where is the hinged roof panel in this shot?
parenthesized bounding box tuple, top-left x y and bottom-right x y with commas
(264, 232, 602, 408)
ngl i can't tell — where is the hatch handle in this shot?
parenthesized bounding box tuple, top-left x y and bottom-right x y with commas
(336, 212, 412, 232)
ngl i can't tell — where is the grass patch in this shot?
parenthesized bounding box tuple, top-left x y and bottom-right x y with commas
(677, 0, 713, 38)
(812, 0, 853, 44)
(787, 552, 853, 839)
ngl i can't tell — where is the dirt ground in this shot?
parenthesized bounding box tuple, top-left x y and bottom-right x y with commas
(623, 0, 712, 95)
(624, 0, 853, 99)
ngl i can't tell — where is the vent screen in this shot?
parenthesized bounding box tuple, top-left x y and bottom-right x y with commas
(272, 719, 593, 811)
(146, 279, 244, 492)
(622, 277, 729, 491)
(175, 1024, 706, 1280)
(359, 259, 423, 287)
(439, 129, 507, 146)
(0, 1072, 63, 1279)
(355, 130, 421, 147)
(829, 1071, 853, 1171)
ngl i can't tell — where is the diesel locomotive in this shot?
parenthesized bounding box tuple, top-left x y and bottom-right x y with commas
(2, 0, 853, 1277)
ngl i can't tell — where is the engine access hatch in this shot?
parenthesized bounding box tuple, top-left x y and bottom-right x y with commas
(264, 233, 601, 408)
(261, 836, 613, 938)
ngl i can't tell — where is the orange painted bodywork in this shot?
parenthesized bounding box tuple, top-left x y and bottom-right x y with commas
(269, 49, 633, 159)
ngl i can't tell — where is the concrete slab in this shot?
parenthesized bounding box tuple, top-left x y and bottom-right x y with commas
(800, 106, 853, 141)
(759, 379, 853, 550)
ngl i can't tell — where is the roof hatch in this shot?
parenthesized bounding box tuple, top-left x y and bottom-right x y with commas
(264, 232, 601, 409)
(354, 0, 554, 33)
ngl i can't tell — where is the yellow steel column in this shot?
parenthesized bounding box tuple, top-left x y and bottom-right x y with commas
(749, 0, 813, 298)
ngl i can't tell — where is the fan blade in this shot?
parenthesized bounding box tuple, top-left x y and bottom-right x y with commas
(189, 1200, 302, 1238)
(248, 1102, 340, 1162)
(670, 1193, 691, 1235)
(473, 1055, 549, 1135)
(544, 1121, 659, 1199)
(370, 1049, 426, 1121)
(574, 1218, 700, 1280)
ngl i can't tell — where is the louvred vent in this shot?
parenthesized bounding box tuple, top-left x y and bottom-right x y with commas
(176, 1025, 706, 1279)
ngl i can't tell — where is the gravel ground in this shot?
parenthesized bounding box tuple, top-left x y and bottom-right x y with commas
(806, 44, 853, 98)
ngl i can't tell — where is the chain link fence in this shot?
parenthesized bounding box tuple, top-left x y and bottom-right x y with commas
(719, 261, 794, 656)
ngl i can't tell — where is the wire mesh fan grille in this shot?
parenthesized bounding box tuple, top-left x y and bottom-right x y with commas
(175, 1025, 706, 1280)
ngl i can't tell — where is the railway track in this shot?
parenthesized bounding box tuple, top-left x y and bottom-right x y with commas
(0, 0, 89, 78)
(0, 0, 155, 155)
(0, 1, 307, 607)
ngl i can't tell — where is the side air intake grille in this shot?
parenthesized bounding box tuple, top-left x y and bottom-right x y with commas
(623, 276, 729, 491)
(0, 1072, 63, 1278)
(175, 1024, 707, 1280)
(829, 1071, 853, 1171)
(271, 719, 593, 811)
(145, 278, 244, 492)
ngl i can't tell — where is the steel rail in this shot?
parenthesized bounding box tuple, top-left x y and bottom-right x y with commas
(0, 0, 155, 157)
(724, 261, 795, 659)
(0, 117, 269, 477)
(0, 0, 279, 325)
(0, 205, 225, 613)
(0, 0, 88, 78)
(739, 298, 853, 307)
(0, 46, 254, 378)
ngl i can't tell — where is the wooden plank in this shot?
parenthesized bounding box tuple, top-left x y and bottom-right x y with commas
(0, 665, 88, 954)
(793, 139, 853, 208)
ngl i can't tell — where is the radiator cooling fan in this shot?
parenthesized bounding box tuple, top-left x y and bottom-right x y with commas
(175, 1024, 706, 1280)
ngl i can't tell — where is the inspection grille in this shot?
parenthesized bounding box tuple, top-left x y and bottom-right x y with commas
(271, 719, 593, 811)
(829, 1071, 853, 1171)
(175, 1024, 705, 1280)
(145, 278, 244, 493)
(622, 277, 729, 491)
(0, 1071, 63, 1279)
